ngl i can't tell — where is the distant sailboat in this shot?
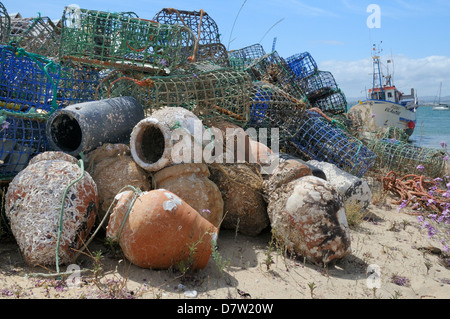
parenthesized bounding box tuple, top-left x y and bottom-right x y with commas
(433, 82, 450, 110)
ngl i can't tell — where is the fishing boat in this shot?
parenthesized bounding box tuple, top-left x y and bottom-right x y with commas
(349, 44, 419, 136)
(432, 83, 450, 110)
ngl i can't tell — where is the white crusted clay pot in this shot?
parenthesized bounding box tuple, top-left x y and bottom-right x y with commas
(5, 154, 98, 266)
(267, 175, 351, 265)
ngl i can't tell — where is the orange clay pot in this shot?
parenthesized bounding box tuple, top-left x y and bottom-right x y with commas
(153, 163, 223, 228)
(106, 189, 217, 269)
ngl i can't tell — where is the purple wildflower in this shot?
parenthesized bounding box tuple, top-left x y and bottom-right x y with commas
(416, 164, 425, 171)
(1, 121, 9, 130)
(440, 141, 447, 148)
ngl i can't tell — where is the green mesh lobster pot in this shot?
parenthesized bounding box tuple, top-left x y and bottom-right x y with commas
(311, 90, 347, 115)
(288, 111, 376, 178)
(97, 62, 252, 125)
(9, 15, 61, 60)
(0, 2, 10, 44)
(297, 71, 338, 102)
(59, 6, 196, 75)
(228, 44, 267, 71)
(367, 138, 447, 178)
(246, 81, 307, 143)
(285, 52, 318, 79)
(244, 51, 310, 107)
(0, 45, 100, 113)
(0, 110, 49, 180)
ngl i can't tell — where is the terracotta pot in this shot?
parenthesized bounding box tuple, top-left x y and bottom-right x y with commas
(130, 107, 205, 172)
(86, 143, 151, 227)
(267, 175, 351, 265)
(208, 163, 269, 236)
(153, 163, 223, 228)
(5, 158, 98, 266)
(106, 189, 217, 269)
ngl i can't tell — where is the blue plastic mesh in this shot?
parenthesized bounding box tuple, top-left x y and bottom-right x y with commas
(289, 111, 376, 177)
(0, 111, 49, 179)
(286, 52, 318, 79)
(0, 45, 100, 113)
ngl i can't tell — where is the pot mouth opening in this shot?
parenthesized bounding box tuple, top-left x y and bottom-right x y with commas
(137, 124, 165, 164)
(49, 113, 82, 153)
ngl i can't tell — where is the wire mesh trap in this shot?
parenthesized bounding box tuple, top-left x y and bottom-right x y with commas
(297, 71, 338, 102)
(367, 138, 447, 178)
(246, 81, 307, 143)
(0, 2, 10, 44)
(96, 62, 252, 125)
(9, 14, 61, 60)
(0, 45, 100, 113)
(285, 52, 318, 79)
(311, 90, 347, 115)
(59, 6, 196, 75)
(244, 51, 310, 106)
(287, 110, 377, 178)
(228, 43, 267, 71)
(0, 110, 49, 180)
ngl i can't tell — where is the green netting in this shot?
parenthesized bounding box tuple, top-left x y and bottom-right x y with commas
(297, 71, 338, 102)
(311, 90, 347, 115)
(367, 138, 447, 178)
(59, 6, 196, 75)
(244, 51, 310, 107)
(96, 62, 252, 125)
(0, 2, 10, 44)
(246, 81, 307, 143)
(9, 14, 61, 59)
(228, 43, 267, 71)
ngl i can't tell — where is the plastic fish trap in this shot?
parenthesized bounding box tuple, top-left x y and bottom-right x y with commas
(0, 110, 49, 180)
(288, 111, 376, 177)
(311, 90, 347, 115)
(0, 45, 100, 113)
(245, 51, 310, 106)
(285, 52, 318, 79)
(228, 44, 267, 71)
(9, 15, 61, 59)
(59, 6, 196, 75)
(246, 81, 307, 141)
(297, 71, 338, 102)
(367, 138, 447, 178)
(0, 2, 10, 44)
(96, 62, 252, 125)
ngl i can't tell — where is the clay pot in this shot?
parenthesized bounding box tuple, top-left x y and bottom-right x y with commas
(106, 189, 217, 269)
(86, 143, 151, 227)
(208, 163, 269, 236)
(267, 175, 351, 265)
(153, 163, 224, 228)
(5, 156, 98, 266)
(29, 151, 79, 166)
(130, 107, 206, 172)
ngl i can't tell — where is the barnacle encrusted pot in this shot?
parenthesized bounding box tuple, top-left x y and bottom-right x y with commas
(106, 189, 217, 269)
(130, 106, 205, 172)
(267, 175, 351, 265)
(208, 162, 269, 236)
(85, 143, 151, 228)
(153, 163, 224, 228)
(5, 154, 98, 267)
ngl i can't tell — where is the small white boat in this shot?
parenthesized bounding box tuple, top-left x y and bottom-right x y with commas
(432, 83, 449, 110)
(349, 44, 418, 136)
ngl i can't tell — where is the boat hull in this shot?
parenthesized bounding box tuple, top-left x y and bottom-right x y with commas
(348, 100, 417, 136)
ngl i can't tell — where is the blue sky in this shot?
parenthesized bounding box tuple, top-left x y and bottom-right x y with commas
(2, 0, 450, 99)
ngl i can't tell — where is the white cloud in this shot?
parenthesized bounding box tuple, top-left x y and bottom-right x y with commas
(319, 55, 450, 100)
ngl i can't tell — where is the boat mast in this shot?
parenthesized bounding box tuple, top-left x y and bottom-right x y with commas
(371, 43, 385, 100)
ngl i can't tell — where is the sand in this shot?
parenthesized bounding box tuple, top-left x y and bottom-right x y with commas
(0, 192, 449, 301)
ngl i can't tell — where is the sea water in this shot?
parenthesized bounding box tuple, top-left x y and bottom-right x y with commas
(410, 106, 450, 150)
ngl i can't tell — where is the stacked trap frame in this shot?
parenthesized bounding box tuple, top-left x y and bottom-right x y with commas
(228, 43, 267, 71)
(96, 62, 252, 126)
(288, 110, 376, 178)
(153, 8, 229, 67)
(59, 6, 196, 75)
(367, 138, 447, 178)
(286, 52, 318, 80)
(0, 1, 10, 44)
